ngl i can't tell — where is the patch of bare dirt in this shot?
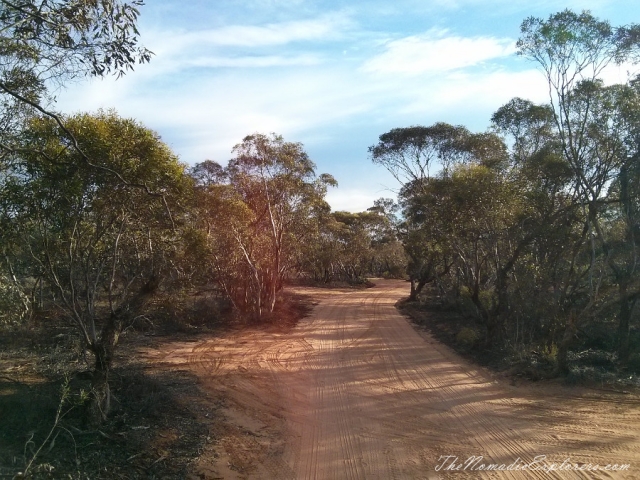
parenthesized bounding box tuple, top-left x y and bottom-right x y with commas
(0, 289, 314, 479)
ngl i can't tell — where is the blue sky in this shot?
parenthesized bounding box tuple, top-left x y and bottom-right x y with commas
(56, 0, 640, 211)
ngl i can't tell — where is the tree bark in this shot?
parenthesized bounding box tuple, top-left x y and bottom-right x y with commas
(617, 282, 631, 365)
(409, 277, 427, 301)
(556, 311, 577, 375)
(88, 275, 160, 426)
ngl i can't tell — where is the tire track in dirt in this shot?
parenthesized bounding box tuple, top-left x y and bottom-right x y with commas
(285, 280, 640, 480)
(139, 280, 640, 479)
(373, 291, 545, 480)
(380, 282, 636, 479)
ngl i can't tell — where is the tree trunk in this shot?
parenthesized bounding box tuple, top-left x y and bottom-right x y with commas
(617, 282, 631, 365)
(409, 278, 418, 301)
(470, 287, 496, 347)
(269, 274, 277, 313)
(89, 344, 112, 426)
(556, 311, 577, 375)
(88, 275, 160, 426)
(408, 277, 427, 301)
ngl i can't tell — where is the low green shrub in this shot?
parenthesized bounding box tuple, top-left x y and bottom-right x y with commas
(0, 275, 30, 325)
(456, 327, 479, 349)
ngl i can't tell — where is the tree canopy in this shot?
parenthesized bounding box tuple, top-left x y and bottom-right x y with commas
(368, 9, 640, 371)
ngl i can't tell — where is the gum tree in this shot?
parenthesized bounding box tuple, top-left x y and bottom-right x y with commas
(4, 111, 186, 424)
(192, 134, 336, 320)
(0, 0, 153, 329)
(0, 0, 152, 150)
(518, 9, 640, 365)
(370, 123, 508, 300)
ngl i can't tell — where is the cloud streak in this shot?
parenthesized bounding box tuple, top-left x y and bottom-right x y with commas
(362, 30, 516, 75)
(57, 24, 534, 169)
(186, 54, 323, 68)
(148, 12, 352, 55)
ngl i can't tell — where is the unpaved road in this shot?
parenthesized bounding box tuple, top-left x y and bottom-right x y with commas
(140, 279, 640, 479)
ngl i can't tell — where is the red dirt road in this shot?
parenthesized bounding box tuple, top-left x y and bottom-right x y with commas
(140, 279, 640, 479)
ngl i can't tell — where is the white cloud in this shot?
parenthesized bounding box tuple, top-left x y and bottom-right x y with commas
(56, 53, 548, 172)
(394, 69, 549, 118)
(147, 12, 352, 56)
(194, 16, 350, 47)
(116, 13, 352, 77)
(186, 54, 323, 68)
(362, 30, 516, 75)
(54, 20, 551, 206)
(326, 189, 381, 213)
(595, 61, 639, 86)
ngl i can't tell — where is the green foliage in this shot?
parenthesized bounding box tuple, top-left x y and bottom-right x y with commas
(368, 122, 507, 182)
(0, 0, 154, 197)
(0, 110, 187, 423)
(456, 327, 479, 349)
(0, 0, 152, 84)
(190, 133, 337, 319)
(0, 274, 29, 324)
(372, 9, 640, 371)
(491, 97, 555, 165)
(301, 200, 406, 284)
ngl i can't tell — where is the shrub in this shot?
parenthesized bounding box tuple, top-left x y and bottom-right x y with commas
(456, 327, 479, 349)
(0, 275, 30, 325)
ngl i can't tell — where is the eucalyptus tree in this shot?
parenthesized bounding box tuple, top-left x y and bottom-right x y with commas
(300, 204, 405, 283)
(301, 209, 345, 283)
(398, 178, 454, 300)
(192, 134, 336, 320)
(491, 98, 556, 166)
(403, 162, 533, 342)
(365, 200, 406, 278)
(0, 0, 153, 326)
(369, 123, 465, 297)
(517, 11, 640, 212)
(368, 123, 473, 183)
(227, 133, 336, 317)
(518, 9, 640, 365)
(0, 0, 151, 81)
(371, 124, 509, 301)
(602, 80, 640, 362)
(491, 96, 585, 351)
(329, 211, 375, 281)
(3, 111, 187, 424)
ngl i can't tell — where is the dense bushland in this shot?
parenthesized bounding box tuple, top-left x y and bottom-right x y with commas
(371, 10, 640, 376)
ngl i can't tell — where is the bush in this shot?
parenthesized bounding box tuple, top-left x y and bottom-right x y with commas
(0, 275, 30, 325)
(456, 327, 479, 349)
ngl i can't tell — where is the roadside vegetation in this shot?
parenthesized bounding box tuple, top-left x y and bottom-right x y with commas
(376, 11, 640, 384)
(0, 1, 639, 477)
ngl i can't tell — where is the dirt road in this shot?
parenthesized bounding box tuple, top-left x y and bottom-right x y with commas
(141, 279, 640, 479)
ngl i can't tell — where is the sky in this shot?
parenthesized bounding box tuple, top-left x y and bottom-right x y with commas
(56, 0, 640, 212)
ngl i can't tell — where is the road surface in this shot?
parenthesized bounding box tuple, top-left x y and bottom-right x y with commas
(142, 279, 640, 479)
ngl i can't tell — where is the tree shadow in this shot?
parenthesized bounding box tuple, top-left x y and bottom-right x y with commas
(0, 366, 209, 479)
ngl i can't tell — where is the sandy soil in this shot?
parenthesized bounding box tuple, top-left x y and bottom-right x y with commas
(138, 279, 640, 479)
